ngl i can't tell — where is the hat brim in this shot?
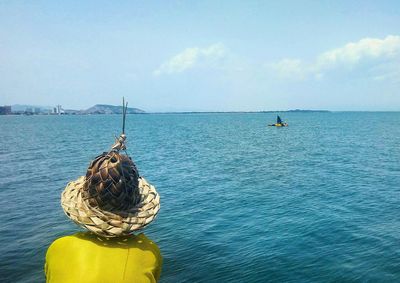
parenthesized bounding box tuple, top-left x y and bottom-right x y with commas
(61, 176, 160, 237)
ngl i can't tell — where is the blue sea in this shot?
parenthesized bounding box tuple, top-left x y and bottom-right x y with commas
(0, 112, 399, 282)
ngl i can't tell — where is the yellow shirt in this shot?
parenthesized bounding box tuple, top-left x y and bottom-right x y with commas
(45, 232, 162, 283)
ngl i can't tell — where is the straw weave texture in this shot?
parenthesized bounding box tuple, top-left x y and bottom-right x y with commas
(61, 176, 160, 237)
(83, 151, 140, 212)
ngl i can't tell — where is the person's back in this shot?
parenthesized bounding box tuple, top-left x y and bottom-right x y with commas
(45, 232, 162, 283)
(49, 104, 162, 282)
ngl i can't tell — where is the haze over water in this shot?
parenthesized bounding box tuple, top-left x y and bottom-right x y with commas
(0, 112, 399, 282)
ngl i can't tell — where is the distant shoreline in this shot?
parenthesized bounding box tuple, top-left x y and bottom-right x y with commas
(2, 110, 400, 116)
(2, 104, 400, 116)
(148, 110, 331, 114)
(1, 104, 331, 115)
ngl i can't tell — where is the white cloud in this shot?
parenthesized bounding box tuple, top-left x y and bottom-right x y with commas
(154, 43, 226, 76)
(269, 35, 400, 81)
(316, 35, 400, 68)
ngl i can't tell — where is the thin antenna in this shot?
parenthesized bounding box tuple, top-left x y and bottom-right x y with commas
(110, 98, 128, 152)
(122, 97, 126, 134)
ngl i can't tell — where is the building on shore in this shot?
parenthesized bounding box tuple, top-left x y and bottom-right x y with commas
(0, 106, 12, 115)
(52, 105, 65, 115)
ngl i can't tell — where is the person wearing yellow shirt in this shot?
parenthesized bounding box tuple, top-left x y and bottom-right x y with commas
(45, 232, 162, 283)
(45, 121, 162, 283)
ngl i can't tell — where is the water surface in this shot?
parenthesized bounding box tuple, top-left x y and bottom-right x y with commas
(0, 112, 399, 282)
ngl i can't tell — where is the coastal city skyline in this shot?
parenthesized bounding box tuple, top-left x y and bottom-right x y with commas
(1, 1, 400, 112)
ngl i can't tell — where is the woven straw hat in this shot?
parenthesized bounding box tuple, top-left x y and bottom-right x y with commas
(61, 100, 160, 237)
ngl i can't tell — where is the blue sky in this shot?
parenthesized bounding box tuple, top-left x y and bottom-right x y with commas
(0, 1, 399, 111)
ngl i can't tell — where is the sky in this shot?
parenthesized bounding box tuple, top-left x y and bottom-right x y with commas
(0, 1, 399, 111)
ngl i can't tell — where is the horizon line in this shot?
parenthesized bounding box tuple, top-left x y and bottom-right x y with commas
(2, 104, 400, 113)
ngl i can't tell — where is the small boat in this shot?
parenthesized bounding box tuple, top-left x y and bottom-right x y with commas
(268, 115, 288, 127)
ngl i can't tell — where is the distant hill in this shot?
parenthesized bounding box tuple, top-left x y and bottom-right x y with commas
(83, 104, 145, 114)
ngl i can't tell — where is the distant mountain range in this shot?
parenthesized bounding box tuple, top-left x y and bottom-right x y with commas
(82, 104, 145, 114)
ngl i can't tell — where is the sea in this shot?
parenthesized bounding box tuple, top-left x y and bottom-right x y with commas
(0, 112, 399, 282)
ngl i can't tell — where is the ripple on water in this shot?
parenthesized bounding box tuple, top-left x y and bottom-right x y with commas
(0, 112, 400, 282)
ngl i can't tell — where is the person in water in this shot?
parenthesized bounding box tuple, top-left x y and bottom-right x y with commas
(45, 126, 162, 282)
(269, 115, 288, 126)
